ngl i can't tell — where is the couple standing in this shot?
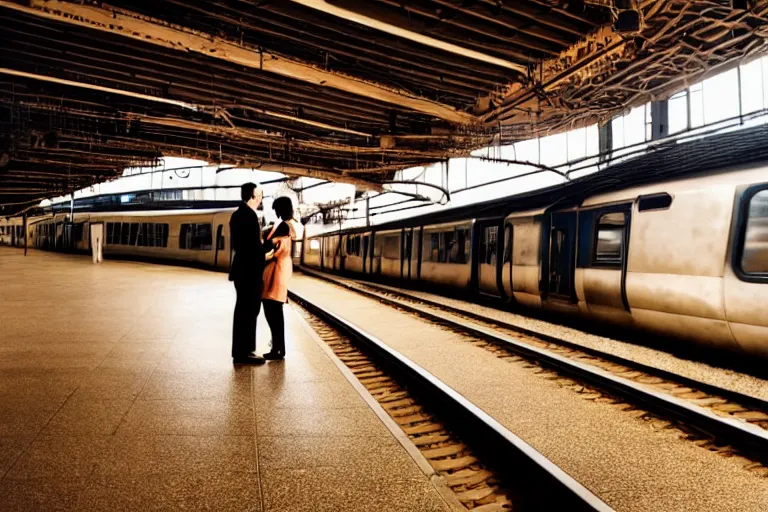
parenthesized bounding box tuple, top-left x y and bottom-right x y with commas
(229, 182, 299, 365)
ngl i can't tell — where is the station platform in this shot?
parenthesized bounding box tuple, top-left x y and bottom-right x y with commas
(0, 248, 454, 511)
(288, 274, 768, 512)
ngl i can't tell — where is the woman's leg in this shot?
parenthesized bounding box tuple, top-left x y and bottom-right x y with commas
(263, 299, 285, 356)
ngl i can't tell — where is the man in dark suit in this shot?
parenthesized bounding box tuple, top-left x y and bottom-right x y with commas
(229, 182, 268, 365)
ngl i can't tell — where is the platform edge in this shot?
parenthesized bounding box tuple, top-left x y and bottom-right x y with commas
(287, 304, 466, 512)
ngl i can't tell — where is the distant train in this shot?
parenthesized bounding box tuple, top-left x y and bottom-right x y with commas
(2, 163, 766, 360)
(0, 208, 276, 270)
(303, 165, 768, 359)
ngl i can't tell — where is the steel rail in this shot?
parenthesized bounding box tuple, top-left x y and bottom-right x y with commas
(288, 288, 614, 512)
(324, 272, 768, 412)
(296, 267, 768, 461)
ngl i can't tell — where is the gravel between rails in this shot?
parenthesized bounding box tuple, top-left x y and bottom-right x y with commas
(350, 279, 768, 402)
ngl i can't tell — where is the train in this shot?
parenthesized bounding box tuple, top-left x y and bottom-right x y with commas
(0, 208, 259, 270)
(302, 164, 768, 359)
(2, 127, 767, 359)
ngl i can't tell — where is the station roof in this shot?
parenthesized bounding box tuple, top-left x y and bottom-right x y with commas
(2, 0, 768, 214)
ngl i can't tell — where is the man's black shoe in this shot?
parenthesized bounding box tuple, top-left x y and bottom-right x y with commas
(263, 351, 284, 361)
(233, 355, 266, 365)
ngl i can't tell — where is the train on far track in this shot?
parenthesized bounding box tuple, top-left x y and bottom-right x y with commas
(0, 207, 268, 270)
(302, 128, 768, 361)
(2, 126, 767, 360)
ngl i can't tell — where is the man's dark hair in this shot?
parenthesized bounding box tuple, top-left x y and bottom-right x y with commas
(240, 182, 258, 202)
(272, 196, 294, 220)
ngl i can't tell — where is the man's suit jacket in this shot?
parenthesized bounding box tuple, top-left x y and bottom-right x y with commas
(229, 203, 265, 284)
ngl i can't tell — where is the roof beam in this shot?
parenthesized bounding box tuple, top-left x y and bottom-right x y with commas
(0, 67, 201, 111)
(2, 0, 476, 125)
(291, 0, 528, 73)
(232, 163, 385, 192)
(483, 25, 627, 125)
(0, 68, 372, 137)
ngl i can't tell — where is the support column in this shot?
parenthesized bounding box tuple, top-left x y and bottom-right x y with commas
(651, 100, 669, 140)
(23, 213, 27, 256)
(598, 122, 612, 162)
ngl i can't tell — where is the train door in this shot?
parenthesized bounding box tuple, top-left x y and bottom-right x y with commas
(725, 183, 768, 357)
(474, 219, 502, 297)
(545, 211, 578, 302)
(576, 205, 632, 314)
(214, 224, 224, 267)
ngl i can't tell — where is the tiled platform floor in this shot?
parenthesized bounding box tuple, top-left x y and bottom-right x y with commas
(0, 248, 451, 511)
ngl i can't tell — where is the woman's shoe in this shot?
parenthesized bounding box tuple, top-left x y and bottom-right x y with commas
(263, 351, 284, 361)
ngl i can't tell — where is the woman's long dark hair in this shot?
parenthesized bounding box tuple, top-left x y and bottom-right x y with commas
(272, 197, 294, 221)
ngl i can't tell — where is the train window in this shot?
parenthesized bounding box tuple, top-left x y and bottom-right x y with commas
(106, 223, 115, 245)
(179, 224, 190, 249)
(594, 212, 626, 266)
(138, 223, 147, 246)
(440, 231, 452, 262)
(120, 223, 131, 245)
(136, 223, 166, 247)
(449, 228, 469, 264)
(159, 224, 169, 247)
(383, 236, 399, 259)
(741, 189, 768, 274)
(479, 226, 498, 265)
(309, 239, 320, 251)
(346, 235, 362, 256)
(72, 223, 84, 242)
(638, 193, 672, 211)
(112, 223, 122, 245)
(129, 223, 139, 246)
(180, 223, 213, 250)
(429, 233, 440, 261)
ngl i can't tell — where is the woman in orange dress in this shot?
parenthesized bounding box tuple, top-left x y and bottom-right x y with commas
(261, 197, 301, 360)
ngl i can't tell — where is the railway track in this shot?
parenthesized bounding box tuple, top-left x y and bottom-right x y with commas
(297, 267, 768, 467)
(289, 289, 613, 512)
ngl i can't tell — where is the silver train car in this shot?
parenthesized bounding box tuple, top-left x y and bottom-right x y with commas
(3, 209, 239, 270)
(2, 207, 304, 268)
(0, 216, 25, 248)
(303, 165, 768, 359)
